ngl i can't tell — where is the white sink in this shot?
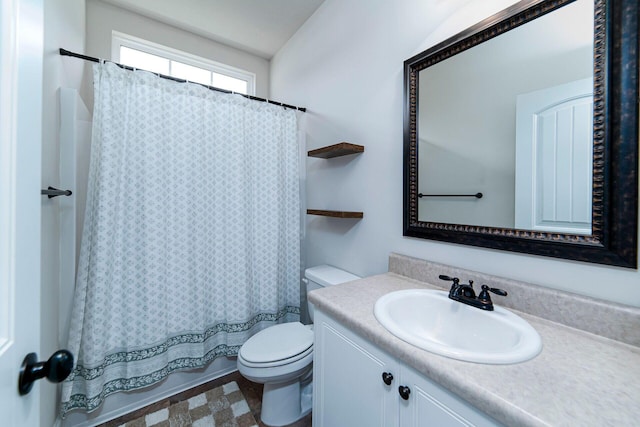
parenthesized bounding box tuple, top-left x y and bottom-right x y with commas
(374, 289, 542, 364)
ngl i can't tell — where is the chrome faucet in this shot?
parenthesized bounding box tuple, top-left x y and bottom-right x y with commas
(439, 275, 507, 311)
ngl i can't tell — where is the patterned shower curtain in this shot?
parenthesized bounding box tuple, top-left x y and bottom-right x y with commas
(60, 62, 300, 415)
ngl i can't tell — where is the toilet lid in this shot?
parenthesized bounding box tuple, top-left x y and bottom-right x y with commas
(240, 322, 313, 364)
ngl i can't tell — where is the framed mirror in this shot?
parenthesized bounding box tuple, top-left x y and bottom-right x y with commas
(403, 0, 638, 268)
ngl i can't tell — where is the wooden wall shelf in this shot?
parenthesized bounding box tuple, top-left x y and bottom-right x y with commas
(307, 209, 363, 219)
(307, 142, 364, 219)
(308, 142, 364, 159)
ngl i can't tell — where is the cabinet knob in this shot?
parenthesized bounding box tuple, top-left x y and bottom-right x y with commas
(382, 372, 394, 385)
(398, 385, 411, 400)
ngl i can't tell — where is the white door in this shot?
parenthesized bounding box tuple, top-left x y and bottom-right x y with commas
(0, 0, 44, 425)
(515, 78, 593, 234)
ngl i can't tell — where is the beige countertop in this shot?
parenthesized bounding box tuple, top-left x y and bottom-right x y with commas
(308, 272, 640, 427)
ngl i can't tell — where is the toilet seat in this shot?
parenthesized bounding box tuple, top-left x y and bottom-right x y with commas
(239, 322, 313, 367)
(239, 345, 313, 368)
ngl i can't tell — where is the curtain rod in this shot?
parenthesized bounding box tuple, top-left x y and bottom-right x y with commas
(59, 48, 307, 112)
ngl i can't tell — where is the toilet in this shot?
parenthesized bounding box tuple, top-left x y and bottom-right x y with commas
(237, 265, 360, 426)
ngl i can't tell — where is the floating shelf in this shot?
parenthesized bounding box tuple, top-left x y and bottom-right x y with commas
(308, 142, 364, 159)
(307, 209, 363, 219)
(307, 142, 364, 219)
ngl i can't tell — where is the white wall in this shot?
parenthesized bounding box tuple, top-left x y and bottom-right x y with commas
(271, 0, 640, 307)
(82, 0, 270, 108)
(41, 0, 86, 426)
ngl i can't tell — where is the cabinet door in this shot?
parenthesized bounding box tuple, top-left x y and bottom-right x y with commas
(313, 311, 399, 427)
(399, 366, 502, 427)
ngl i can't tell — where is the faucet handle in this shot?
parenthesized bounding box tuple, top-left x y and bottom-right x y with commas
(439, 275, 459, 284)
(478, 285, 508, 301)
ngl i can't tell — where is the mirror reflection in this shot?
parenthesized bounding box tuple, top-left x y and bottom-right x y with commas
(418, 0, 593, 234)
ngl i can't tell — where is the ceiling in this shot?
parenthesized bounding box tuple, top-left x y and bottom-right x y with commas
(100, 0, 326, 59)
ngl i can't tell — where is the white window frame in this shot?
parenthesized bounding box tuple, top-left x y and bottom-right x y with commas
(111, 31, 256, 96)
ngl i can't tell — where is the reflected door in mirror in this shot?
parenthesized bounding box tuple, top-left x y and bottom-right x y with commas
(515, 78, 593, 234)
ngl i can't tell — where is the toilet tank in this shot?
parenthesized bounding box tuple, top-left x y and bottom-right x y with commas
(304, 265, 360, 322)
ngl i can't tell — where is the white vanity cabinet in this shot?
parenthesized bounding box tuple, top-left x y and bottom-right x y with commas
(397, 365, 501, 427)
(313, 310, 503, 427)
(313, 310, 399, 426)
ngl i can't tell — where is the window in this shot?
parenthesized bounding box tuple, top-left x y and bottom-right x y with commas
(112, 32, 255, 95)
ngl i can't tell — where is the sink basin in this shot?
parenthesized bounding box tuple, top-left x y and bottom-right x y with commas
(374, 289, 542, 364)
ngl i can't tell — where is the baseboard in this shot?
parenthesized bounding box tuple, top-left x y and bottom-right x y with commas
(60, 357, 237, 427)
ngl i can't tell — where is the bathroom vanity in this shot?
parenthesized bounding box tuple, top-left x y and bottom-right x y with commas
(314, 309, 501, 426)
(308, 254, 640, 426)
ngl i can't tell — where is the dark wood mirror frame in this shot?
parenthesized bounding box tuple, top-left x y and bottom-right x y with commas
(403, 0, 638, 268)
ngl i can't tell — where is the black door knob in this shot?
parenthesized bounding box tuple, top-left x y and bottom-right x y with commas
(382, 372, 394, 385)
(398, 385, 411, 400)
(18, 350, 74, 395)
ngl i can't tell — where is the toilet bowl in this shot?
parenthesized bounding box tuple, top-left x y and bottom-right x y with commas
(236, 265, 360, 427)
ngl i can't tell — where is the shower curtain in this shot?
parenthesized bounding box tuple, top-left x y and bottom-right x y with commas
(60, 62, 300, 415)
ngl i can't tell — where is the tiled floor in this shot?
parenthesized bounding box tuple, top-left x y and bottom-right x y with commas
(98, 371, 312, 427)
(114, 381, 258, 427)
